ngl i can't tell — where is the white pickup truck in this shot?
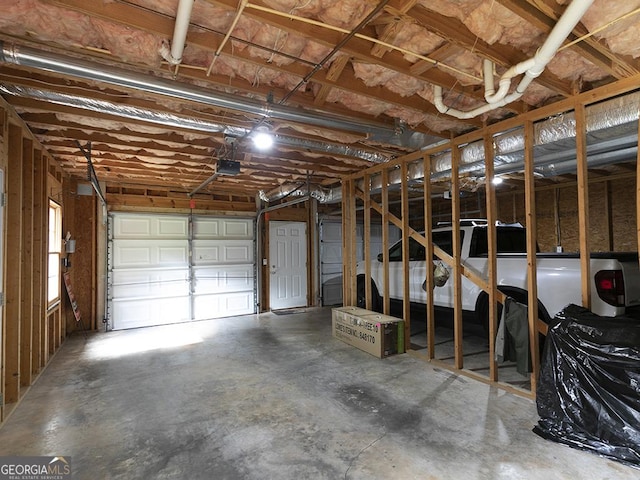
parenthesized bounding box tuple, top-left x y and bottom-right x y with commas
(357, 220, 640, 324)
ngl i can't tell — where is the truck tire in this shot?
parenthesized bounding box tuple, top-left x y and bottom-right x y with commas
(475, 289, 549, 352)
(476, 289, 550, 328)
(356, 275, 382, 312)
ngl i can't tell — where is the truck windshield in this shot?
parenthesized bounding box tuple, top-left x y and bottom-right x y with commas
(469, 226, 531, 256)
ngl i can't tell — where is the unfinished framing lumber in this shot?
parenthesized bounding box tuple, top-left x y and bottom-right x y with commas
(363, 174, 372, 310)
(451, 145, 463, 370)
(524, 120, 540, 395)
(20, 138, 34, 388)
(381, 168, 390, 315)
(638, 116, 640, 264)
(423, 154, 435, 359)
(483, 135, 499, 382)
(341, 180, 353, 305)
(575, 103, 591, 310)
(0, 107, 6, 422)
(341, 74, 639, 397)
(5, 124, 23, 404)
(348, 180, 358, 307)
(603, 181, 613, 252)
(32, 149, 46, 372)
(401, 162, 411, 341)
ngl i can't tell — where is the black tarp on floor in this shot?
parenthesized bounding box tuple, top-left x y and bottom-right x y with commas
(534, 304, 640, 468)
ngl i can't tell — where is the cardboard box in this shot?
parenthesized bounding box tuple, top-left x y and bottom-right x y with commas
(332, 307, 404, 358)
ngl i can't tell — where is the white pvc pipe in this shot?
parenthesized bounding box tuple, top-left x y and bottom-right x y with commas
(437, 0, 594, 119)
(161, 0, 195, 65)
(483, 59, 495, 99)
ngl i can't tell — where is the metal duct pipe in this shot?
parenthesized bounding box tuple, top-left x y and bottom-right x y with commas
(260, 184, 338, 203)
(537, 145, 638, 177)
(434, 0, 595, 119)
(0, 84, 389, 163)
(264, 159, 427, 203)
(0, 42, 435, 148)
(429, 91, 640, 179)
(298, 92, 640, 203)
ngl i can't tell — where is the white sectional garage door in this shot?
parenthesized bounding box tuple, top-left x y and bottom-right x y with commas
(319, 219, 401, 306)
(191, 217, 255, 321)
(109, 213, 255, 330)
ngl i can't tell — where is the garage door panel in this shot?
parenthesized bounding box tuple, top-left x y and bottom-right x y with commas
(114, 214, 188, 239)
(113, 268, 189, 299)
(158, 218, 188, 237)
(193, 265, 253, 294)
(113, 295, 191, 330)
(319, 219, 401, 306)
(158, 245, 188, 264)
(116, 245, 151, 266)
(192, 240, 253, 265)
(193, 292, 254, 320)
(321, 264, 342, 276)
(110, 213, 255, 330)
(113, 240, 188, 268)
(193, 217, 252, 239)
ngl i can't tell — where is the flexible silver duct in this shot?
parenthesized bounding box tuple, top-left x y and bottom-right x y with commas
(430, 91, 640, 178)
(0, 41, 440, 149)
(264, 90, 640, 202)
(0, 84, 389, 163)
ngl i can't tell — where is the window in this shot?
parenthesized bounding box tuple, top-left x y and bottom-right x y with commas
(48, 200, 62, 304)
(386, 231, 464, 262)
(469, 226, 533, 257)
(432, 230, 464, 258)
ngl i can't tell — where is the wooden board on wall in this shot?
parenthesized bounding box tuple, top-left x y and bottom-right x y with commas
(32, 148, 46, 373)
(20, 138, 34, 388)
(5, 123, 23, 404)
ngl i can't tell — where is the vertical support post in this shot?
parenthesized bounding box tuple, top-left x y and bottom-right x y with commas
(603, 181, 613, 251)
(423, 154, 435, 359)
(401, 161, 411, 343)
(188, 212, 194, 321)
(363, 174, 372, 310)
(484, 134, 499, 382)
(0, 109, 5, 422)
(341, 180, 352, 305)
(575, 103, 591, 310)
(381, 168, 390, 315)
(20, 138, 34, 387)
(348, 180, 358, 307)
(5, 124, 23, 404)
(637, 115, 640, 263)
(553, 188, 561, 249)
(309, 196, 318, 307)
(32, 149, 45, 371)
(451, 145, 463, 369)
(524, 120, 540, 395)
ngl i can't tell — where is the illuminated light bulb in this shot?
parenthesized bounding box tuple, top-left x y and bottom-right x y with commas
(253, 126, 273, 150)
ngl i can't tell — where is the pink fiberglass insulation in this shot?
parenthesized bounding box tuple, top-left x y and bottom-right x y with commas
(581, 0, 640, 58)
(1, 0, 164, 66)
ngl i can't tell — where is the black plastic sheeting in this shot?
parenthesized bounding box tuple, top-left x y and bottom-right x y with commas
(533, 304, 640, 468)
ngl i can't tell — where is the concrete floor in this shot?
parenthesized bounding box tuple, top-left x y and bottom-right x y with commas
(0, 307, 637, 479)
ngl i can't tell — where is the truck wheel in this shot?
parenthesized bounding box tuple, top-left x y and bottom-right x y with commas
(356, 276, 382, 312)
(475, 293, 502, 334)
(476, 291, 548, 353)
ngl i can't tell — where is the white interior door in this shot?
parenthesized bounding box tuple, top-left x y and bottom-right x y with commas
(269, 221, 307, 310)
